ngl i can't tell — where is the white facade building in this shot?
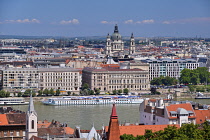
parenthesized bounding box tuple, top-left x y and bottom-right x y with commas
(39, 68, 81, 93)
(141, 58, 199, 80)
(139, 99, 196, 126)
(0, 67, 81, 93)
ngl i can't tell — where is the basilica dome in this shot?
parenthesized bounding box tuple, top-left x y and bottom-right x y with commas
(111, 24, 122, 40)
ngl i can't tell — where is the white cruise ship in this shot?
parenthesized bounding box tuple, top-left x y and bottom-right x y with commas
(42, 95, 144, 105)
(0, 98, 29, 105)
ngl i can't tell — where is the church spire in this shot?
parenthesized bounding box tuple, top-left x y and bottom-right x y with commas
(28, 94, 36, 115)
(26, 94, 38, 139)
(110, 104, 118, 119)
(107, 104, 120, 140)
(131, 32, 134, 38)
(114, 24, 119, 33)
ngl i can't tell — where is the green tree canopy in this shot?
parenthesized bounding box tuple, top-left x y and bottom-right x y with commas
(180, 67, 210, 85)
(55, 89, 60, 96)
(112, 90, 117, 95)
(82, 83, 89, 90)
(43, 88, 49, 96)
(123, 88, 129, 95)
(150, 76, 178, 86)
(49, 88, 55, 95)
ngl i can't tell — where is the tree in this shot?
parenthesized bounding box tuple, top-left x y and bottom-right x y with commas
(150, 76, 178, 86)
(118, 89, 122, 94)
(112, 90, 117, 95)
(67, 91, 71, 96)
(82, 83, 89, 90)
(180, 68, 192, 84)
(5, 91, 10, 97)
(123, 88, 129, 95)
(43, 89, 49, 96)
(150, 77, 162, 85)
(49, 88, 55, 95)
(32, 92, 36, 97)
(38, 90, 43, 96)
(95, 88, 100, 95)
(17, 92, 22, 97)
(188, 85, 195, 93)
(0, 90, 6, 98)
(88, 90, 94, 95)
(55, 89, 60, 96)
(23, 89, 32, 97)
(190, 71, 200, 85)
(196, 67, 209, 84)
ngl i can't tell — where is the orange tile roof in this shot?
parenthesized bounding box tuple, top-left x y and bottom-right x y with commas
(64, 127, 74, 134)
(37, 122, 51, 128)
(166, 103, 195, 118)
(0, 114, 8, 125)
(105, 124, 180, 137)
(100, 64, 120, 68)
(194, 110, 210, 124)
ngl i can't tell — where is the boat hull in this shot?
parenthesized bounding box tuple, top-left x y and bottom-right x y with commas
(195, 97, 210, 99)
(42, 96, 144, 105)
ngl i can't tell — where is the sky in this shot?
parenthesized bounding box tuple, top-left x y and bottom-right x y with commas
(0, 0, 210, 38)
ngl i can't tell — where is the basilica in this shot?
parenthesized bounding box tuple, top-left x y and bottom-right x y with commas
(105, 24, 135, 56)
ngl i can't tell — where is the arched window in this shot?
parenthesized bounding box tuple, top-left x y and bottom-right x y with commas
(31, 120, 34, 129)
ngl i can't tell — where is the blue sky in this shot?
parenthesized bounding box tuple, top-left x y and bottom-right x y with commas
(0, 0, 210, 37)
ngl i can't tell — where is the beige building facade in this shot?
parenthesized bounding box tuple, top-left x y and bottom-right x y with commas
(38, 68, 81, 93)
(1, 67, 81, 93)
(82, 67, 150, 93)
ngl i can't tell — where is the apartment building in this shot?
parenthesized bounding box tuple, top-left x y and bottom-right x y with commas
(139, 99, 196, 126)
(38, 68, 81, 93)
(141, 58, 198, 80)
(82, 67, 150, 93)
(1, 68, 39, 92)
(0, 67, 81, 93)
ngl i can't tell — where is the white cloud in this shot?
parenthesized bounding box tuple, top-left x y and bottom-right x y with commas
(141, 19, 154, 24)
(123, 19, 155, 24)
(124, 19, 134, 24)
(100, 20, 116, 24)
(162, 17, 210, 24)
(60, 19, 79, 24)
(3, 19, 40, 24)
(162, 21, 170, 24)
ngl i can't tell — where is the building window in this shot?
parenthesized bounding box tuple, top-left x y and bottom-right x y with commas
(10, 131, 13, 136)
(4, 131, 7, 137)
(31, 120, 34, 129)
(23, 131, 25, 136)
(16, 131, 20, 136)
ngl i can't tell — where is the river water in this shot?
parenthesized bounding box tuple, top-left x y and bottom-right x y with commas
(13, 98, 210, 130)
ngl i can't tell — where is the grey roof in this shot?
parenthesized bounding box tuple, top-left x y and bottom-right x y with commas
(170, 111, 177, 114)
(187, 110, 194, 114)
(177, 108, 188, 114)
(38, 67, 79, 72)
(86, 126, 101, 140)
(28, 94, 37, 115)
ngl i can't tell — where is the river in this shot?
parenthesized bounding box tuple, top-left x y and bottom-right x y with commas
(12, 98, 210, 130)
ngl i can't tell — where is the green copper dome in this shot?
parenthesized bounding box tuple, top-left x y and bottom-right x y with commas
(111, 24, 122, 40)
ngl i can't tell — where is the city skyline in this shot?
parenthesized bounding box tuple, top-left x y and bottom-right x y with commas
(0, 0, 210, 38)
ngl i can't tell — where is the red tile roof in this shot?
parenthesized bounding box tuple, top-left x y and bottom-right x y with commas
(194, 110, 210, 124)
(0, 114, 8, 125)
(166, 103, 195, 118)
(64, 127, 74, 134)
(105, 124, 180, 137)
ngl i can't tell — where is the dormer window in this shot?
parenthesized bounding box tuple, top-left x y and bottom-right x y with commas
(170, 111, 177, 117)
